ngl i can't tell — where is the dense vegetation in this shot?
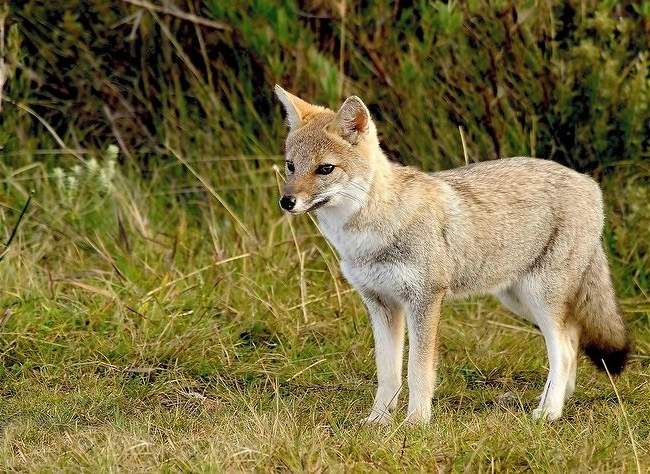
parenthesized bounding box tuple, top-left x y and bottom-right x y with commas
(1, 1, 648, 470)
(4, 0, 649, 170)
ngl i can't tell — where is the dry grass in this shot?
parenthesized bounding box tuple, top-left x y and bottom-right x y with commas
(0, 155, 648, 471)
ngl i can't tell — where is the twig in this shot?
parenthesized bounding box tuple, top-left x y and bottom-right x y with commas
(603, 360, 642, 474)
(286, 288, 354, 311)
(296, 249, 308, 322)
(120, 0, 231, 31)
(487, 320, 540, 336)
(143, 252, 251, 303)
(272, 165, 308, 322)
(166, 145, 252, 238)
(3, 98, 85, 163)
(315, 245, 342, 314)
(338, 0, 346, 99)
(0, 308, 12, 328)
(286, 358, 326, 381)
(458, 125, 469, 166)
(0, 193, 32, 262)
(187, 0, 213, 90)
(103, 104, 135, 164)
(0, 4, 7, 113)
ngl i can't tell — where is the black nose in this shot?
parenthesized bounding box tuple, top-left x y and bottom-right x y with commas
(280, 195, 296, 211)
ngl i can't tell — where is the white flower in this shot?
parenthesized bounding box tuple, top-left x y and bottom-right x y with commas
(66, 175, 78, 192)
(99, 169, 113, 191)
(106, 157, 116, 179)
(86, 158, 99, 174)
(53, 167, 65, 190)
(65, 175, 78, 204)
(106, 144, 119, 161)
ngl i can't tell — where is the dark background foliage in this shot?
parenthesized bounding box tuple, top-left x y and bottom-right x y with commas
(4, 0, 649, 172)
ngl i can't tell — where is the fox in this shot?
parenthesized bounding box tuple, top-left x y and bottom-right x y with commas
(274, 85, 629, 424)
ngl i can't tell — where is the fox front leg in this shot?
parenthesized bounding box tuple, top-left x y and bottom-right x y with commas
(405, 292, 443, 424)
(362, 293, 405, 425)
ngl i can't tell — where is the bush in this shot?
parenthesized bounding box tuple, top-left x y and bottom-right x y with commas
(3, 0, 649, 172)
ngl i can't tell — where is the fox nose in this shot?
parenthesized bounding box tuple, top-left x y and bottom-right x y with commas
(280, 195, 296, 211)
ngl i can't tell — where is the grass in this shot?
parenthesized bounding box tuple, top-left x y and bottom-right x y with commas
(0, 150, 649, 471)
(2, 1, 649, 470)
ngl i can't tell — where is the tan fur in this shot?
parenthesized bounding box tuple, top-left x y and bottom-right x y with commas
(274, 86, 629, 423)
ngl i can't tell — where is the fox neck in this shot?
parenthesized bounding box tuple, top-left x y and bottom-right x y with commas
(315, 142, 398, 258)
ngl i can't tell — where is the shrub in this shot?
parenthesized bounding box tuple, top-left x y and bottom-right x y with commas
(2, 0, 648, 172)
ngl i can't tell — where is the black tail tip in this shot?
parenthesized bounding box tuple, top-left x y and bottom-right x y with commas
(585, 342, 630, 375)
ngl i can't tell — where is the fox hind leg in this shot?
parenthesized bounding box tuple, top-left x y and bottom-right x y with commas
(495, 286, 536, 324)
(519, 288, 578, 420)
(563, 320, 580, 400)
(498, 282, 581, 418)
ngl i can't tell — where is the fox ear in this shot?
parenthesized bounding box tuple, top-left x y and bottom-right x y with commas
(274, 84, 316, 131)
(331, 96, 370, 144)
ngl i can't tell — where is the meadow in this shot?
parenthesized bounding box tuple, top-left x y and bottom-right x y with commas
(1, 0, 649, 471)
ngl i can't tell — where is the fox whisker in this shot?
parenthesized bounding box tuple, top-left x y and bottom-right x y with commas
(348, 181, 369, 194)
(338, 191, 363, 205)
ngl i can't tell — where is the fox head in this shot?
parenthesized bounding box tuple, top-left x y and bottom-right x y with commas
(275, 85, 381, 214)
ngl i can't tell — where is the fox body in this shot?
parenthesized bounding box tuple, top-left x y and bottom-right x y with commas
(275, 85, 629, 424)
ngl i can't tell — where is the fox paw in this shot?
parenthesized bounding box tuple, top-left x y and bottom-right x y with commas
(532, 406, 562, 421)
(361, 413, 391, 426)
(361, 410, 391, 426)
(404, 407, 431, 425)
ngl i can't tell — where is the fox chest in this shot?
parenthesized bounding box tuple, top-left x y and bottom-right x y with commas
(317, 215, 426, 299)
(340, 259, 422, 301)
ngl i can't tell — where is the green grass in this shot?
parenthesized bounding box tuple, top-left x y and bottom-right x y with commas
(1, 154, 648, 471)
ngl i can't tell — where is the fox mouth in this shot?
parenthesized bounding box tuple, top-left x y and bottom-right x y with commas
(283, 196, 331, 214)
(305, 197, 331, 213)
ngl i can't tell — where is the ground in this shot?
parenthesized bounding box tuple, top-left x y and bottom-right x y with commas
(1, 157, 648, 471)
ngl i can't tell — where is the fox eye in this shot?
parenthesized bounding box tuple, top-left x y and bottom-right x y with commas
(286, 161, 294, 173)
(315, 164, 335, 175)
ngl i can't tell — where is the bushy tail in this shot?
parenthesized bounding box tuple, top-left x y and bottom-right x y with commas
(574, 245, 630, 375)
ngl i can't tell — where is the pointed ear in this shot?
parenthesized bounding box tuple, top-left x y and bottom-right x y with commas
(331, 96, 371, 144)
(274, 84, 318, 131)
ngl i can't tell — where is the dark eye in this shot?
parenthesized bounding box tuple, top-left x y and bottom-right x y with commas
(286, 161, 294, 173)
(316, 164, 335, 175)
